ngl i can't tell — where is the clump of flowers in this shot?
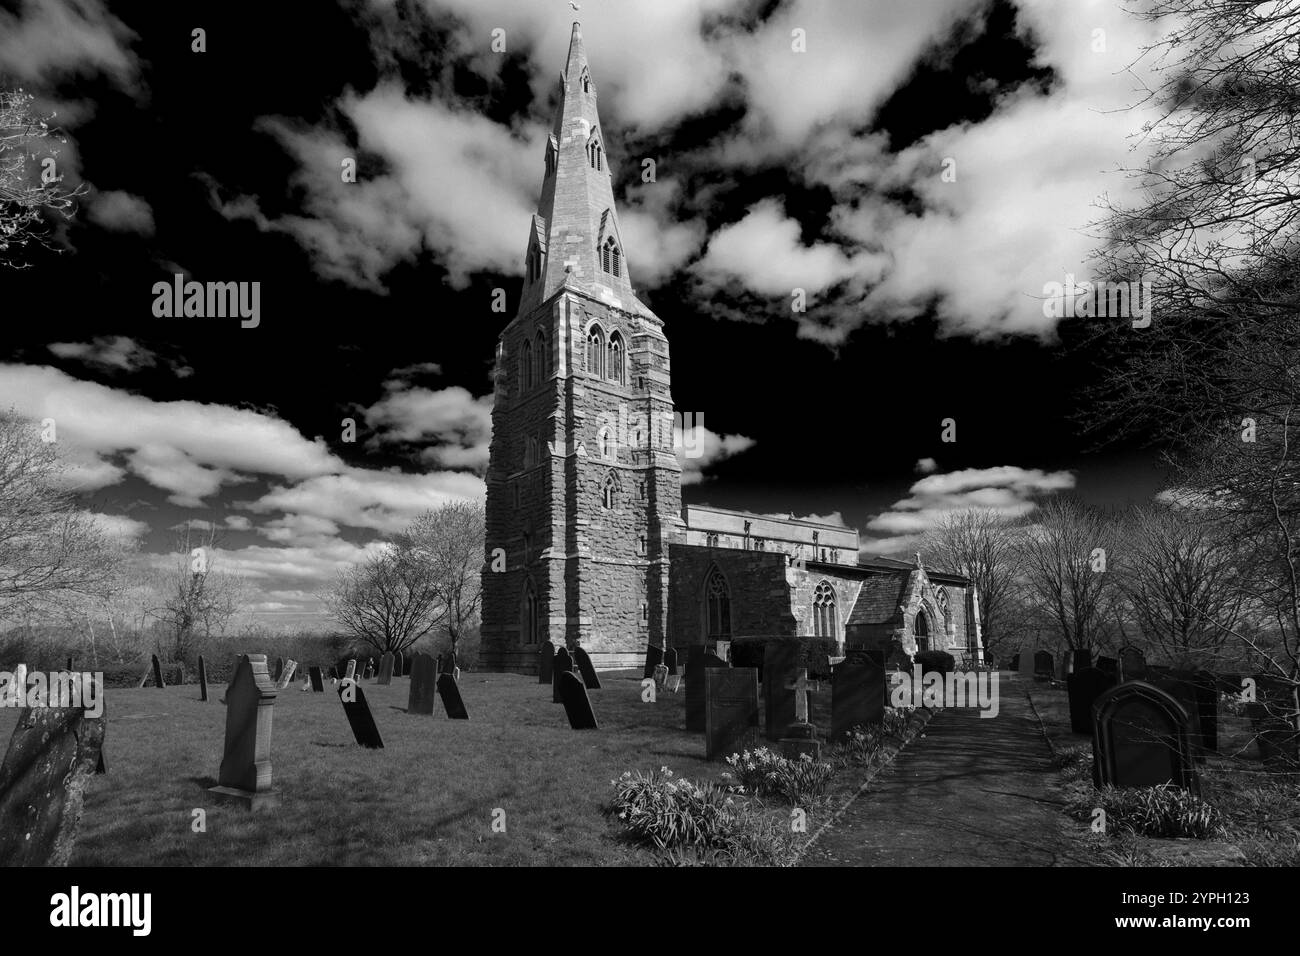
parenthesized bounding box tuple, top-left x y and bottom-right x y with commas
(609, 767, 739, 849)
(724, 747, 834, 803)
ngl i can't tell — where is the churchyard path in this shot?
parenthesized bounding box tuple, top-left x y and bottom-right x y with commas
(800, 674, 1092, 866)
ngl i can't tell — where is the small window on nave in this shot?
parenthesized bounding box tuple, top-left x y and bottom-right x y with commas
(813, 581, 838, 639)
(600, 472, 617, 509)
(597, 426, 613, 460)
(706, 568, 731, 639)
(705, 533, 719, 548)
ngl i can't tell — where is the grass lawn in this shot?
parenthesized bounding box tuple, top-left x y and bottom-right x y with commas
(0, 668, 843, 866)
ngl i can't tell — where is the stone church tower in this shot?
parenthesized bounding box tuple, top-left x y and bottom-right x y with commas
(479, 22, 682, 672)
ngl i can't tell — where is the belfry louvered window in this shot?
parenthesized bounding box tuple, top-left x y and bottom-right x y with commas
(601, 237, 621, 278)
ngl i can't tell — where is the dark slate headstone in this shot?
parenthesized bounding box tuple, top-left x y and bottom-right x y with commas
(1097, 655, 1119, 677)
(344, 659, 357, 681)
(407, 653, 438, 715)
(1072, 649, 1093, 674)
(558, 671, 598, 730)
(643, 643, 664, 680)
(377, 652, 394, 686)
(1155, 671, 1206, 758)
(437, 673, 469, 719)
(1018, 649, 1035, 676)
(211, 655, 278, 808)
(831, 654, 886, 741)
(1093, 681, 1198, 792)
(686, 645, 730, 733)
(151, 654, 166, 689)
(1067, 667, 1115, 735)
(1119, 646, 1147, 682)
(663, 646, 679, 677)
(274, 657, 284, 683)
(538, 642, 554, 684)
(552, 647, 573, 703)
(0, 680, 107, 866)
(309, 666, 325, 692)
(573, 645, 600, 690)
(198, 655, 209, 702)
(394, 651, 404, 678)
(762, 641, 799, 741)
(1033, 650, 1054, 678)
(705, 667, 759, 761)
(338, 679, 383, 749)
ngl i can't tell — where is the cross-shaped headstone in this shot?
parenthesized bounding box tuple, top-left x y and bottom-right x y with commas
(784, 668, 822, 725)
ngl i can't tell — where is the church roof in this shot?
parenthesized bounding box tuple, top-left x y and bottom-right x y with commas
(516, 22, 658, 322)
(846, 574, 910, 627)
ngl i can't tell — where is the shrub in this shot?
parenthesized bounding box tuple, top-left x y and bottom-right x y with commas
(610, 768, 740, 850)
(723, 747, 834, 804)
(914, 650, 955, 676)
(1068, 785, 1224, 839)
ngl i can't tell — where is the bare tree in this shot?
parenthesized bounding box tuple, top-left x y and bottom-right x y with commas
(145, 526, 244, 662)
(0, 89, 85, 268)
(1019, 497, 1122, 654)
(324, 544, 445, 655)
(917, 508, 1023, 652)
(399, 501, 485, 658)
(0, 410, 118, 618)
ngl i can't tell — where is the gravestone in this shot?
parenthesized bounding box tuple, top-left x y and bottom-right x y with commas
(1033, 650, 1054, 679)
(277, 659, 297, 690)
(1190, 671, 1219, 754)
(831, 653, 886, 741)
(763, 641, 799, 741)
(1097, 655, 1119, 678)
(344, 659, 357, 681)
(1119, 646, 1147, 682)
(1067, 666, 1115, 735)
(198, 655, 209, 702)
(538, 642, 554, 684)
(377, 652, 394, 686)
(687, 645, 730, 733)
(337, 679, 384, 749)
(394, 651, 404, 678)
(1155, 671, 1207, 759)
(552, 647, 573, 703)
(557, 671, 598, 730)
(1092, 681, 1198, 792)
(573, 645, 600, 690)
(363, 659, 375, 680)
(0, 679, 107, 866)
(209, 655, 278, 810)
(437, 673, 469, 719)
(151, 654, 166, 689)
(663, 646, 679, 677)
(643, 643, 664, 680)
(308, 666, 325, 692)
(1248, 675, 1300, 771)
(438, 651, 459, 681)
(1018, 649, 1035, 676)
(780, 668, 824, 760)
(704, 667, 759, 761)
(408, 653, 438, 715)
(1072, 649, 1093, 674)
(274, 657, 284, 683)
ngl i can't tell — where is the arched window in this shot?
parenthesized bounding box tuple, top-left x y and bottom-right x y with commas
(587, 139, 602, 171)
(607, 331, 624, 383)
(601, 237, 621, 277)
(601, 472, 617, 510)
(754, 538, 766, 551)
(534, 330, 547, 384)
(586, 325, 605, 377)
(706, 568, 731, 639)
(813, 581, 837, 638)
(524, 435, 541, 468)
(581, 69, 591, 93)
(521, 580, 540, 645)
(705, 533, 719, 548)
(596, 426, 613, 460)
(521, 339, 533, 390)
(914, 609, 930, 652)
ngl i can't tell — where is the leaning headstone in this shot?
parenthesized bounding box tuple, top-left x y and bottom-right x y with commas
(344, 659, 357, 681)
(337, 679, 384, 749)
(407, 653, 438, 715)
(1018, 649, 1035, 677)
(552, 647, 573, 703)
(557, 671, 598, 730)
(573, 645, 600, 690)
(277, 659, 297, 690)
(438, 673, 469, 720)
(151, 654, 166, 689)
(363, 659, 375, 680)
(1119, 646, 1147, 683)
(762, 641, 798, 741)
(538, 642, 554, 685)
(663, 646, 679, 677)
(643, 643, 664, 680)
(686, 645, 730, 733)
(0, 677, 107, 866)
(1067, 666, 1115, 735)
(1033, 650, 1054, 680)
(394, 651, 404, 678)
(377, 652, 394, 686)
(198, 655, 209, 702)
(209, 655, 278, 810)
(273, 657, 284, 683)
(1092, 681, 1198, 792)
(705, 667, 759, 760)
(308, 666, 325, 692)
(831, 653, 886, 741)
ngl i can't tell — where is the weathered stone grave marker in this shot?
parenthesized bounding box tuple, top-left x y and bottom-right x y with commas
(1119, 645, 1147, 682)
(831, 652, 886, 741)
(538, 642, 554, 685)
(438, 672, 469, 720)
(558, 670, 598, 730)
(338, 679, 384, 749)
(273, 657, 284, 683)
(643, 643, 663, 680)
(780, 667, 824, 760)
(198, 655, 209, 702)
(277, 659, 297, 690)
(209, 655, 278, 810)
(408, 653, 438, 715)
(377, 652, 394, 686)
(763, 641, 798, 740)
(308, 666, 325, 692)
(705, 667, 759, 760)
(151, 654, 166, 689)
(1033, 650, 1054, 681)
(552, 647, 573, 703)
(573, 645, 600, 690)
(1067, 666, 1115, 735)
(687, 645, 730, 733)
(1092, 681, 1198, 792)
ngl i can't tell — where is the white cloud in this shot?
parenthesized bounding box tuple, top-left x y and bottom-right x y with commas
(675, 425, 755, 485)
(915, 457, 938, 474)
(86, 511, 148, 542)
(49, 336, 159, 373)
(87, 190, 154, 235)
(0, 0, 139, 87)
(363, 383, 493, 472)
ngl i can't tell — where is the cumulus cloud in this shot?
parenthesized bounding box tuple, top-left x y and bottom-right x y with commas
(915, 457, 938, 474)
(87, 190, 154, 235)
(49, 336, 160, 373)
(87, 511, 148, 542)
(363, 383, 493, 472)
(0, 0, 140, 87)
(675, 425, 755, 485)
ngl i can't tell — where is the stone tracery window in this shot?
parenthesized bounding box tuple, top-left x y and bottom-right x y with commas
(706, 567, 731, 639)
(607, 331, 624, 383)
(586, 325, 605, 378)
(601, 472, 617, 509)
(813, 580, 838, 638)
(601, 236, 621, 277)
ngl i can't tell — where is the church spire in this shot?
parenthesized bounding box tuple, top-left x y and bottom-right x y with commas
(518, 21, 646, 317)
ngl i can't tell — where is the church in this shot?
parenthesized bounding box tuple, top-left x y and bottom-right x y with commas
(479, 23, 983, 672)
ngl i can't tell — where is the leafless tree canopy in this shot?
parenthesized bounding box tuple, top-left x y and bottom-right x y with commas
(917, 508, 1022, 651)
(0, 89, 85, 269)
(398, 501, 485, 654)
(144, 526, 245, 662)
